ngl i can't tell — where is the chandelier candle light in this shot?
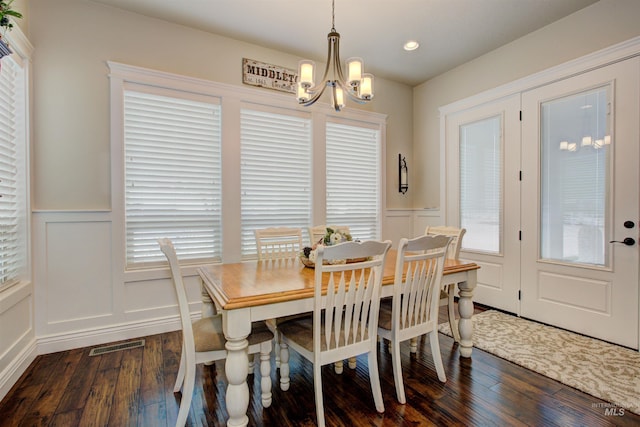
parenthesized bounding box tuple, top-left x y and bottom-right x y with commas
(296, 0, 374, 111)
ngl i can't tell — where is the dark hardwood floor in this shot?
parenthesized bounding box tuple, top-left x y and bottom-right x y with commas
(1, 305, 638, 426)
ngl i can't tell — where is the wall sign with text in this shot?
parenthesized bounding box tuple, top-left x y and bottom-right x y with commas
(242, 58, 298, 94)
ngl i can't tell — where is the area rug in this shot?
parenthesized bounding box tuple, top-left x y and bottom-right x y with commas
(438, 310, 640, 415)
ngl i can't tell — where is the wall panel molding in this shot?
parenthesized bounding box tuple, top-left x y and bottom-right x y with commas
(0, 281, 36, 401)
(31, 211, 191, 355)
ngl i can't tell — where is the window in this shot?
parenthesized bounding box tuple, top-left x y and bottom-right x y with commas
(326, 121, 381, 240)
(111, 62, 386, 267)
(240, 106, 311, 257)
(459, 115, 502, 253)
(0, 56, 28, 287)
(123, 86, 222, 267)
(540, 86, 609, 265)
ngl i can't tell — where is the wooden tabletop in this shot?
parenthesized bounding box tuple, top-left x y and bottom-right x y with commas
(198, 249, 479, 310)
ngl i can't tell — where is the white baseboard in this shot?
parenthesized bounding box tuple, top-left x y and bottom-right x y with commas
(0, 338, 37, 402)
(36, 315, 182, 355)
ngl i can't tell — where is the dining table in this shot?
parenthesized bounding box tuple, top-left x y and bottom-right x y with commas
(197, 249, 479, 427)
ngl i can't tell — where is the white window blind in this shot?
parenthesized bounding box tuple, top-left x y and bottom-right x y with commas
(540, 87, 609, 265)
(0, 58, 26, 287)
(326, 122, 381, 241)
(240, 107, 311, 258)
(124, 88, 222, 267)
(459, 115, 502, 253)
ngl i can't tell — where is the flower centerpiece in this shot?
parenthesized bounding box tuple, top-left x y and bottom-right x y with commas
(300, 227, 353, 268)
(0, 1, 21, 32)
(0, 1, 22, 60)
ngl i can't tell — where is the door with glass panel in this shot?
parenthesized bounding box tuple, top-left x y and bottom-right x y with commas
(445, 95, 521, 313)
(521, 59, 639, 349)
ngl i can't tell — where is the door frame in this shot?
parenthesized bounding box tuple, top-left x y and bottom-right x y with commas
(443, 96, 521, 314)
(439, 36, 640, 348)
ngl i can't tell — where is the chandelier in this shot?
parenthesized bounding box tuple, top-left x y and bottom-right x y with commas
(296, 0, 374, 112)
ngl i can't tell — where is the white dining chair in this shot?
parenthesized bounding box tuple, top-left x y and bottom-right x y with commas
(255, 227, 304, 260)
(254, 227, 305, 368)
(278, 240, 392, 427)
(158, 238, 274, 427)
(425, 225, 466, 343)
(308, 224, 359, 373)
(377, 234, 451, 404)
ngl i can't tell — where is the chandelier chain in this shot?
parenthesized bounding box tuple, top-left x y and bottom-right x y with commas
(331, 0, 336, 32)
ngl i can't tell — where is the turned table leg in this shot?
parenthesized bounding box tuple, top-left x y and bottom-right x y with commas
(456, 273, 476, 358)
(223, 309, 251, 427)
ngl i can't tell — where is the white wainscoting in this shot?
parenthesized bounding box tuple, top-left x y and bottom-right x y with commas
(27, 209, 442, 351)
(31, 211, 198, 355)
(412, 209, 443, 235)
(0, 281, 37, 401)
(28, 209, 440, 356)
(383, 209, 413, 247)
(382, 208, 443, 247)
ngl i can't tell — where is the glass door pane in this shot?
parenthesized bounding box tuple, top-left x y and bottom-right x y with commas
(540, 86, 610, 266)
(459, 115, 502, 254)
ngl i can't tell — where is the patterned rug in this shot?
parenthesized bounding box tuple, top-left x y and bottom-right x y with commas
(438, 310, 640, 415)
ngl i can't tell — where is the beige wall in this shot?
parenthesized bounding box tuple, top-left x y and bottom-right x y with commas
(28, 0, 413, 210)
(413, 0, 640, 210)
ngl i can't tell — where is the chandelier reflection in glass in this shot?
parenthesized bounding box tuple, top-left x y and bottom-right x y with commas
(296, 0, 374, 112)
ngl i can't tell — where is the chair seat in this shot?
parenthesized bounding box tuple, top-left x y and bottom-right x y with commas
(194, 315, 274, 352)
(247, 321, 276, 345)
(193, 316, 226, 352)
(266, 312, 312, 329)
(278, 314, 370, 352)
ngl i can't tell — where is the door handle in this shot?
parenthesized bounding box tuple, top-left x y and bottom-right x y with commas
(609, 237, 636, 246)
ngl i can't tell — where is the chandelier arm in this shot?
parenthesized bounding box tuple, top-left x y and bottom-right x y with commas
(340, 81, 368, 104)
(331, 33, 368, 103)
(332, 34, 348, 87)
(299, 83, 328, 107)
(304, 32, 336, 94)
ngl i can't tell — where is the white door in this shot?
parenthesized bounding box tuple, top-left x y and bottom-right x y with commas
(445, 95, 521, 314)
(521, 58, 639, 349)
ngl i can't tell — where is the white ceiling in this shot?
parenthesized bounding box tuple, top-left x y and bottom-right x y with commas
(89, 0, 599, 86)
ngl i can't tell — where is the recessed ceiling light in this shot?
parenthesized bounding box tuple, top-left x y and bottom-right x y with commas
(403, 40, 419, 51)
